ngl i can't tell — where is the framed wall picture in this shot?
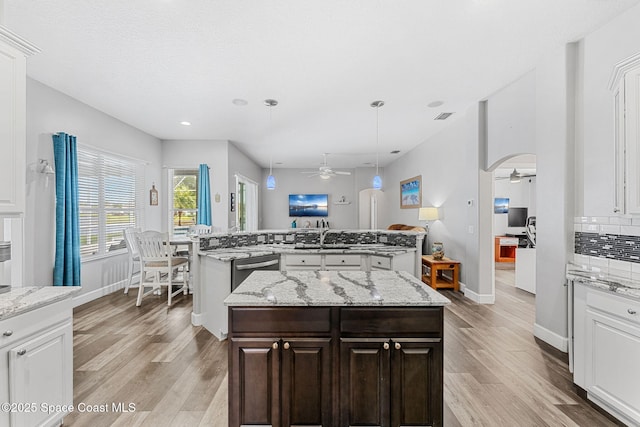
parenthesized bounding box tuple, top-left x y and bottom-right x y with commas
(400, 175, 422, 209)
(494, 197, 509, 213)
(149, 184, 158, 206)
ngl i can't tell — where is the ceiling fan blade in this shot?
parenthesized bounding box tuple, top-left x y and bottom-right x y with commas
(334, 171, 351, 175)
(300, 171, 318, 174)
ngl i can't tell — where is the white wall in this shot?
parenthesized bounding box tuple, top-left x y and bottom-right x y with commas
(486, 70, 537, 168)
(261, 168, 359, 230)
(533, 44, 575, 350)
(384, 107, 480, 287)
(161, 140, 229, 233)
(25, 78, 163, 296)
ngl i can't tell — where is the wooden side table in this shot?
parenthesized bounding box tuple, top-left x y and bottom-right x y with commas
(421, 255, 460, 292)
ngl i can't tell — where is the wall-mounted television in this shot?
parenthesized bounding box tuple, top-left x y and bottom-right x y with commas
(289, 194, 328, 217)
(508, 207, 528, 227)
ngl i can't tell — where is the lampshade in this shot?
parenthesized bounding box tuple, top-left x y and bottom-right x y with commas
(266, 174, 276, 190)
(419, 207, 440, 221)
(372, 174, 382, 189)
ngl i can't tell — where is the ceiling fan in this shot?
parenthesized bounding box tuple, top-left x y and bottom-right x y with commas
(496, 168, 537, 183)
(301, 153, 352, 180)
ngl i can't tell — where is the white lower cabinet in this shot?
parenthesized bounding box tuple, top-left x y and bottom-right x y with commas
(282, 254, 323, 270)
(574, 283, 640, 425)
(0, 299, 73, 427)
(282, 252, 416, 276)
(324, 254, 362, 270)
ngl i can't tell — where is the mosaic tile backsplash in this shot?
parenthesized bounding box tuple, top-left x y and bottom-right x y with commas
(574, 232, 640, 263)
(199, 229, 420, 251)
(573, 216, 640, 280)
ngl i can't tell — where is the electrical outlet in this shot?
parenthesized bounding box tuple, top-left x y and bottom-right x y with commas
(468, 225, 474, 234)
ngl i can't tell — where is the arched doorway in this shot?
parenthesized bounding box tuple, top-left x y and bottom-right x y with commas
(490, 154, 537, 299)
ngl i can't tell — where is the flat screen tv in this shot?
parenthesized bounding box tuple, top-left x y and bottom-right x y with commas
(289, 194, 328, 217)
(508, 207, 528, 227)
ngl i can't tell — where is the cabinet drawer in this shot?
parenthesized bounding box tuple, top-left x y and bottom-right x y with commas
(0, 299, 72, 348)
(285, 254, 322, 267)
(325, 254, 361, 266)
(370, 255, 391, 270)
(340, 307, 442, 335)
(586, 288, 640, 326)
(230, 307, 332, 334)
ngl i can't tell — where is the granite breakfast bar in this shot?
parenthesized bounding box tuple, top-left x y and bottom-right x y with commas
(224, 270, 450, 427)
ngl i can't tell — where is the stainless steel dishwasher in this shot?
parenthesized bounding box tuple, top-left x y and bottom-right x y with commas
(231, 254, 281, 291)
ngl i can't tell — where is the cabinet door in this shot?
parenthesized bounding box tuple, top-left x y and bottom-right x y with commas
(8, 321, 73, 427)
(625, 67, 640, 214)
(229, 338, 280, 427)
(390, 339, 443, 427)
(0, 39, 27, 214)
(340, 338, 390, 427)
(281, 338, 332, 426)
(585, 309, 640, 423)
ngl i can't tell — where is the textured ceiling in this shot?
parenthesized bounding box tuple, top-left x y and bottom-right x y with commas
(4, 0, 639, 169)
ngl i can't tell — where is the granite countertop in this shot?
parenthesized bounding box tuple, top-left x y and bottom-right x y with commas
(566, 262, 640, 301)
(224, 270, 451, 307)
(201, 244, 416, 262)
(0, 286, 81, 321)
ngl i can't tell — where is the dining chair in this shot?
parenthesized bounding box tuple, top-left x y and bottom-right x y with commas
(189, 224, 212, 236)
(135, 230, 189, 307)
(123, 227, 142, 295)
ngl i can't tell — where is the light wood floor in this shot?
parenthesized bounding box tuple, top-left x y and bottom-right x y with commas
(65, 275, 620, 427)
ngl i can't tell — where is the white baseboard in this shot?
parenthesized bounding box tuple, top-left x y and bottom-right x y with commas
(534, 322, 568, 352)
(72, 280, 126, 307)
(191, 312, 203, 326)
(462, 283, 495, 304)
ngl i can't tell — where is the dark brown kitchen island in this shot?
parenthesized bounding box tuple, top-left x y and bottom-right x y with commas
(224, 270, 451, 427)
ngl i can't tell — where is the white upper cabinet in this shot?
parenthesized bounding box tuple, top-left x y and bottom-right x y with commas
(0, 27, 39, 214)
(611, 53, 640, 215)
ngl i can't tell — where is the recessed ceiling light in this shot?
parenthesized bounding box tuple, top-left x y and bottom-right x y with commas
(390, 150, 400, 154)
(428, 101, 444, 108)
(232, 98, 248, 106)
(275, 162, 283, 165)
(180, 121, 191, 126)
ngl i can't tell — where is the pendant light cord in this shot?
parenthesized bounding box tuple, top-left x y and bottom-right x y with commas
(376, 106, 380, 175)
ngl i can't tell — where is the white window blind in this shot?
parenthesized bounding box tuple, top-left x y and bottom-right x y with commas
(77, 147, 145, 258)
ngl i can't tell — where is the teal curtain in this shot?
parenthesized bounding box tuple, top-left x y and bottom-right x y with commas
(197, 164, 212, 226)
(52, 132, 81, 286)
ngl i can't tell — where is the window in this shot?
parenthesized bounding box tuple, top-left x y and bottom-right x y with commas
(169, 169, 198, 236)
(77, 147, 145, 258)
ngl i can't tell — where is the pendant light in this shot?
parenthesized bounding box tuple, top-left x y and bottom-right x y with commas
(265, 99, 278, 190)
(371, 100, 384, 190)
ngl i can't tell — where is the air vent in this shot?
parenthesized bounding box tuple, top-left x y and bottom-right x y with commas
(434, 112, 454, 120)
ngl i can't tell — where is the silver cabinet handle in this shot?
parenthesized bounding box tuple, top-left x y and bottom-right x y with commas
(17, 349, 26, 356)
(395, 342, 402, 350)
(383, 342, 390, 350)
(272, 342, 279, 350)
(3, 331, 13, 336)
(283, 342, 290, 350)
(628, 309, 637, 315)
